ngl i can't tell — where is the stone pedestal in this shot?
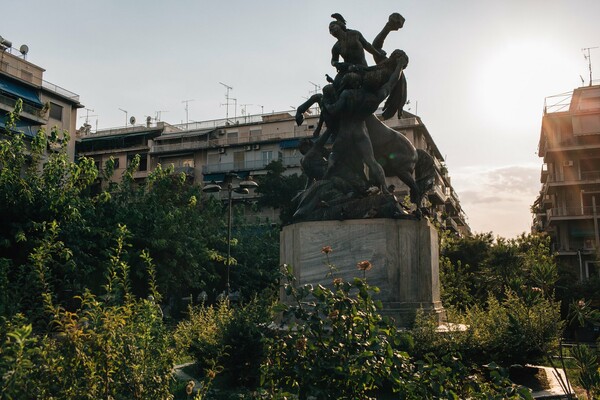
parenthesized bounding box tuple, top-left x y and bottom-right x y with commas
(280, 218, 444, 326)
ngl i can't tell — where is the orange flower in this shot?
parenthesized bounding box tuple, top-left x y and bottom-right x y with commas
(321, 246, 332, 254)
(357, 260, 372, 271)
(329, 310, 339, 320)
(333, 277, 343, 285)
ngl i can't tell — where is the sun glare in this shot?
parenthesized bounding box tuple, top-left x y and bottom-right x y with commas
(474, 39, 576, 125)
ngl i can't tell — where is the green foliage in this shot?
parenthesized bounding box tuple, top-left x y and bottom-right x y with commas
(255, 160, 306, 225)
(413, 290, 562, 367)
(0, 228, 174, 399)
(262, 265, 530, 399)
(175, 297, 272, 390)
(0, 106, 279, 318)
(440, 233, 558, 311)
(262, 268, 410, 399)
(570, 344, 600, 399)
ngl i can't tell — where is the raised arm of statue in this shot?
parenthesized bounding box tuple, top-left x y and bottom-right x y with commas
(295, 94, 323, 126)
(359, 32, 386, 61)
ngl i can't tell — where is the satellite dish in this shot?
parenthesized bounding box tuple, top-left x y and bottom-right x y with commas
(19, 44, 29, 55)
(129, 116, 136, 125)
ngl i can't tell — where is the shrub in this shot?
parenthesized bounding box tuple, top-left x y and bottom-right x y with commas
(413, 290, 562, 367)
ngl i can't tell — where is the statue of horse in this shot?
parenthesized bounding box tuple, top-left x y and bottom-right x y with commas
(295, 100, 435, 211)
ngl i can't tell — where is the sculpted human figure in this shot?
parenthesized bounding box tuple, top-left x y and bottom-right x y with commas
(290, 13, 435, 221)
(322, 60, 403, 194)
(329, 13, 386, 72)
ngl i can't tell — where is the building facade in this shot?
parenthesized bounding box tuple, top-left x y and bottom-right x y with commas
(0, 37, 82, 158)
(76, 109, 470, 234)
(534, 84, 600, 280)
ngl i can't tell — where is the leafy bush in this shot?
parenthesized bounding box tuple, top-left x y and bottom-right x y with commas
(175, 297, 271, 389)
(261, 265, 531, 399)
(413, 290, 562, 367)
(0, 228, 175, 399)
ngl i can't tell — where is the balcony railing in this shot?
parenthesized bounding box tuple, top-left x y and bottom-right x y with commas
(174, 166, 194, 176)
(544, 91, 572, 114)
(203, 156, 302, 174)
(581, 171, 600, 181)
(41, 80, 80, 102)
(151, 130, 309, 154)
(547, 206, 598, 218)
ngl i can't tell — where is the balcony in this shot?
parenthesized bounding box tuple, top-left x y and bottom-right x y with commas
(202, 155, 302, 174)
(540, 164, 548, 183)
(581, 171, 600, 182)
(445, 217, 459, 232)
(151, 130, 309, 154)
(0, 92, 46, 124)
(174, 166, 194, 176)
(547, 206, 598, 221)
(428, 184, 447, 205)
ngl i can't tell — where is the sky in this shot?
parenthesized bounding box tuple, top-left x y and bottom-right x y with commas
(3, 0, 600, 238)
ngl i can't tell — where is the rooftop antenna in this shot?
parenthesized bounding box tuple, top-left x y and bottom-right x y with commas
(182, 99, 194, 129)
(118, 108, 128, 128)
(219, 82, 233, 122)
(241, 103, 253, 123)
(155, 110, 168, 122)
(81, 108, 95, 124)
(582, 46, 598, 86)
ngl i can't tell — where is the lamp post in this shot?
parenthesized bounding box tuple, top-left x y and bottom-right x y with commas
(202, 172, 258, 297)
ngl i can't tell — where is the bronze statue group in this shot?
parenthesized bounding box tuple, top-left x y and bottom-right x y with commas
(292, 13, 435, 222)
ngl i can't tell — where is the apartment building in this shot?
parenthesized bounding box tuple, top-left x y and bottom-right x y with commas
(76, 109, 470, 234)
(0, 36, 82, 159)
(533, 84, 600, 279)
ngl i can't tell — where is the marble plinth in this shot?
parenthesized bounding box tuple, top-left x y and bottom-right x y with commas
(280, 218, 444, 326)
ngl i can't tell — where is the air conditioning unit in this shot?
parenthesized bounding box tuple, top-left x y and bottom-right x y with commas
(563, 160, 573, 167)
(245, 145, 252, 151)
(218, 147, 226, 154)
(253, 144, 260, 150)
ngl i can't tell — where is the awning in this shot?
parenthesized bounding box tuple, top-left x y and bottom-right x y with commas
(203, 173, 226, 182)
(279, 138, 301, 149)
(0, 77, 43, 106)
(0, 114, 38, 137)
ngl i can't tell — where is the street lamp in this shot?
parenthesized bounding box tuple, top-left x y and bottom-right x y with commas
(202, 172, 259, 297)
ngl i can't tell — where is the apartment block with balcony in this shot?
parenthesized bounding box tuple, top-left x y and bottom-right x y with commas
(383, 113, 470, 236)
(534, 84, 600, 280)
(75, 107, 470, 233)
(76, 121, 181, 187)
(0, 37, 83, 159)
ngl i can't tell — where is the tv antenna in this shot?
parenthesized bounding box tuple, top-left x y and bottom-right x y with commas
(154, 110, 168, 122)
(182, 99, 194, 128)
(308, 81, 322, 113)
(582, 46, 598, 86)
(241, 103, 253, 122)
(118, 108, 128, 127)
(219, 82, 233, 122)
(80, 108, 95, 124)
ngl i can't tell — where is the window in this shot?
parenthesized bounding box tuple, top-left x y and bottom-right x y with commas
(127, 154, 148, 171)
(49, 102, 63, 121)
(227, 131, 238, 144)
(262, 150, 273, 166)
(234, 151, 245, 169)
(585, 261, 600, 279)
(182, 158, 194, 168)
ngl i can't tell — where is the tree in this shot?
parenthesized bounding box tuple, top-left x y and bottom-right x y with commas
(255, 160, 306, 225)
